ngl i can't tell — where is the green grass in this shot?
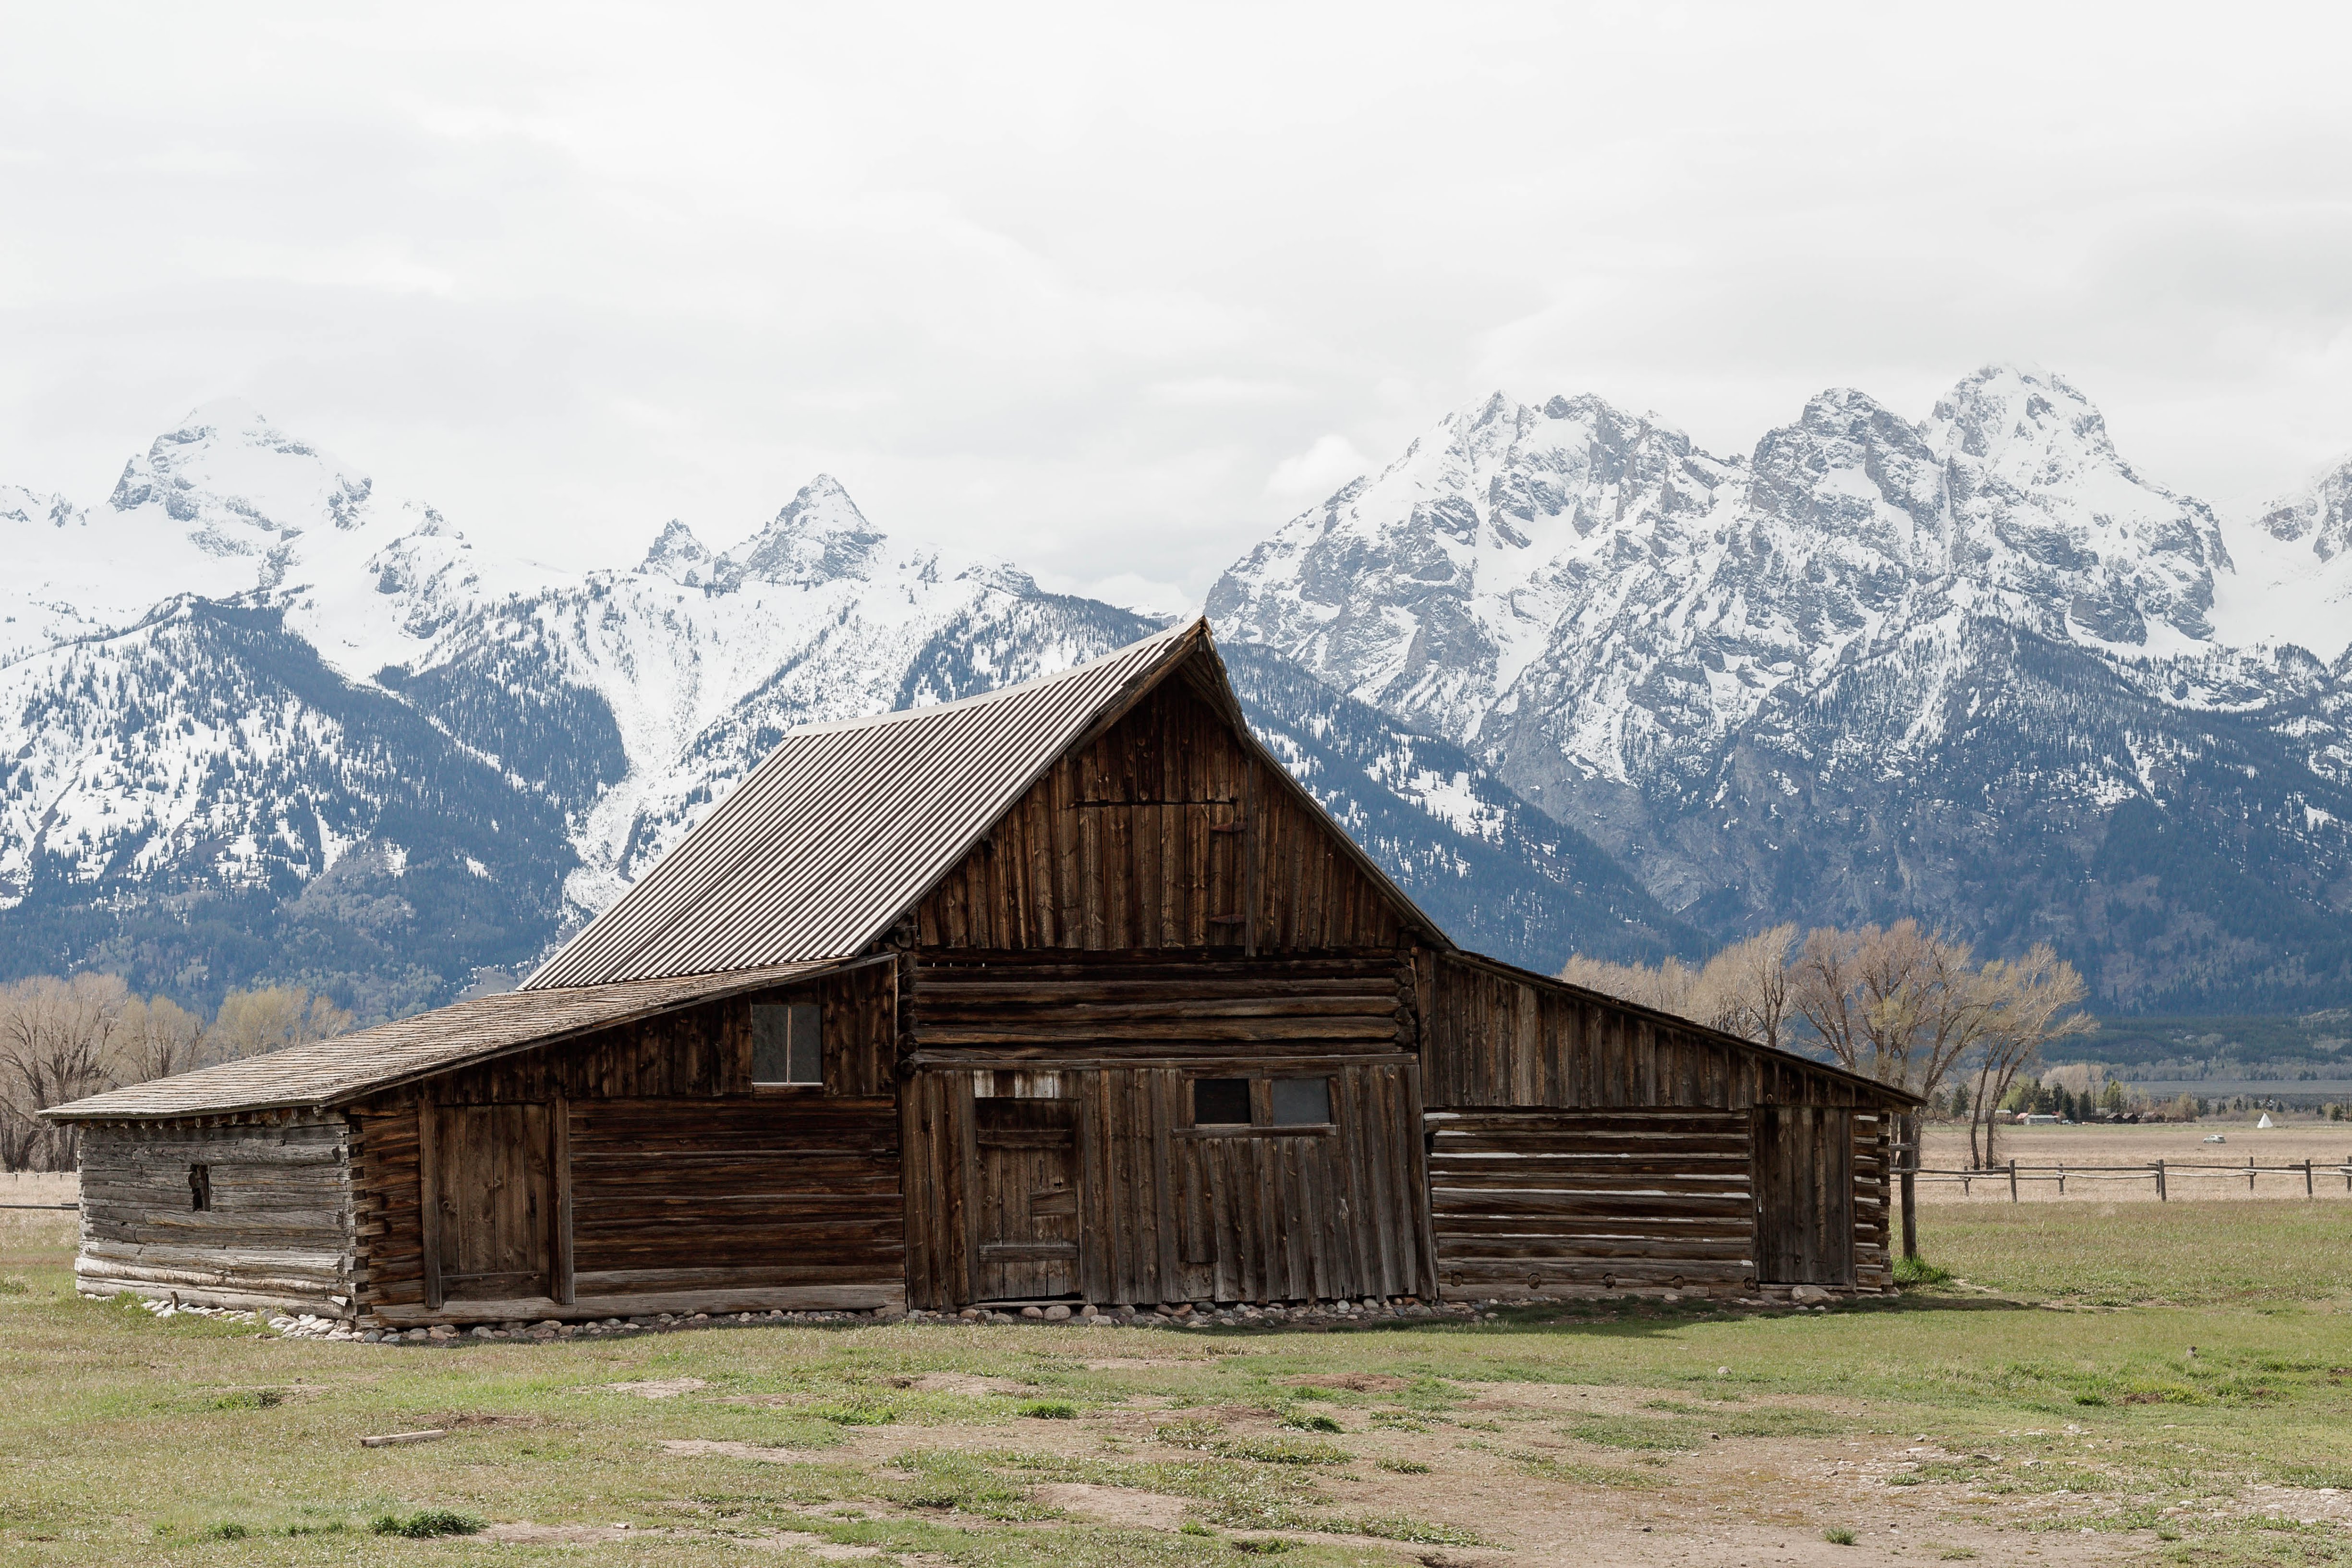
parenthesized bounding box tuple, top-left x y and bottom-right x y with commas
(0, 1199, 2347, 1564)
(1921, 1199, 2352, 1307)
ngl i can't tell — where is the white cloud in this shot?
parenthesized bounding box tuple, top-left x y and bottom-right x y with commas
(0, 1, 2347, 601)
(1266, 435, 1371, 499)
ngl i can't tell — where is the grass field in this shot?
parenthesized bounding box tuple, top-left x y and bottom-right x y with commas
(2, 1191, 2348, 1567)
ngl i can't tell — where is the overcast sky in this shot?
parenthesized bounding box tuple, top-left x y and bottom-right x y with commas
(4, 2, 2349, 608)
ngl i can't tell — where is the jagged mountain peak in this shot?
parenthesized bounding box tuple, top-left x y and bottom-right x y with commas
(721, 474, 885, 587)
(2256, 454, 2352, 559)
(2215, 453, 2352, 661)
(639, 519, 715, 584)
(1927, 362, 2119, 466)
(108, 398, 379, 547)
(0, 484, 86, 533)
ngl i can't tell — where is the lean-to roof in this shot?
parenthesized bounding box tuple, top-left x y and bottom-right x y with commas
(44, 961, 845, 1121)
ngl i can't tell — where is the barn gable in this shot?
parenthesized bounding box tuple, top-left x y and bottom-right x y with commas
(917, 652, 1415, 954)
(529, 620, 1445, 989)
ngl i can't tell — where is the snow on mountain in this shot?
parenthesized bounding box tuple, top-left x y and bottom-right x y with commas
(1, 401, 552, 678)
(3, 407, 1666, 1011)
(1211, 365, 2352, 1009)
(2215, 455, 2352, 662)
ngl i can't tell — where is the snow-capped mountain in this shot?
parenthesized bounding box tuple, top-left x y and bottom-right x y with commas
(1211, 366, 2352, 1011)
(0, 406, 1674, 1014)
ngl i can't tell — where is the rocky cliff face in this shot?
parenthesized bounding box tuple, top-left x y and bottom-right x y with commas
(1211, 366, 2352, 1010)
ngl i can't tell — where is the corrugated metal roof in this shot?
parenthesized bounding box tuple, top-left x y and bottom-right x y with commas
(45, 961, 844, 1121)
(524, 620, 1211, 989)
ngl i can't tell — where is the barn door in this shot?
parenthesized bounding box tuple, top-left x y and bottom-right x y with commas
(422, 1102, 558, 1306)
(1752, 1106, 1855, 1286)
(972, 1098, 1081, 1301)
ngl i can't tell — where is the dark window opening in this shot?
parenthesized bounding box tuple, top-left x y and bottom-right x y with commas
(188, 1163, 211, 1212)
(1270, 1076, 1333, 1126)
(752, 1002, 824, 1085)
(1192, 1077, 1252, 1125)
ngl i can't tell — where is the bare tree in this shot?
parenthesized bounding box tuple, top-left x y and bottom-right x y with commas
(1560, 926, 1797, 1048)
(112, 994, 207, 1083)
(207, 986, 354, 1058)
(1789, 921, 1992, 1106)
(1963, 944, 2095, 1167)
(0, 974, 132, 1170)
(1696, 925, 1797, 1049)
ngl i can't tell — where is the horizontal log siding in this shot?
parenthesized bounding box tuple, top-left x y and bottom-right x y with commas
(1428, 1110, 1752, 1298)
(73, 1118, 354, 1316)
(351, 966, 899, 1322)
(567, 1098, 901, 1298)
(1428, 1107, 1898, 1301)
(1418, 952, 1874, 1112)
(917, 679, 1406, 954)
(910, 952, 1409, 1057)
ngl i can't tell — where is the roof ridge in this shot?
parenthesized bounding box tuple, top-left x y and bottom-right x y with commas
(779, 618, 1197, 738)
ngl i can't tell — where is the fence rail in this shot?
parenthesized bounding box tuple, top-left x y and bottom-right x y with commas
(1906, 1156, 2352, 1201)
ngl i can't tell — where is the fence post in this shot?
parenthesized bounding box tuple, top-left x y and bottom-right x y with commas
(2009, 1159, 2019, 1203)
(2306, 1159, 2315, 1198)
(2155, 1159, 2166, 1202)
(2056, 1161, 2066, 1196)
(1899, 1112, 1918, 1261)
(2247, 1155, 2255, 1193)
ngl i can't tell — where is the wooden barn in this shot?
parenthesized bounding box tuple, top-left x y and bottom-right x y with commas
(48, 620, 1915, 1326)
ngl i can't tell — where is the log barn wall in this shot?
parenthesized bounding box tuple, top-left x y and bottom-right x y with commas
(72, 1117, 353, 1315)
(1416, 951, 1897, 1298)
(351, 963, 903, 1326)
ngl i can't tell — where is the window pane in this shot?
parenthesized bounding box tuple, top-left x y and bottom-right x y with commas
(1270, 1077, 1332, 1126)
(788, 1003, 824, 1086)
(1192, 1077, 1252, 1125)
(751, 1006, 793, 1082)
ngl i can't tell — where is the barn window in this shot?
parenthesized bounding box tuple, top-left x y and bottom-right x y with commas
(1270, 1077, 1333, 1126)
(751, 1002, 824, 1085)
(1192, 1078, 1252, 1125)
(188, 1163, 212, 1211)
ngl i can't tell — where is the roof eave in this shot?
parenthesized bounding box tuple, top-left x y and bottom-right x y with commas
(41, 958, 874, 1124)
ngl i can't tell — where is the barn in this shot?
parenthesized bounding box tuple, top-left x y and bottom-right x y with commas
(47, 620, 1915, 1325)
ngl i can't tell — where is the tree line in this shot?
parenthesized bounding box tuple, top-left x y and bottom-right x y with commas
(0, 974, 352, 1170)
(1561, 920, 2095, 1166)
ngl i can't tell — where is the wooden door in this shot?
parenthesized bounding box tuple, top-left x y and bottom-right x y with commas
(972, 1098, 1081, 1301)
(424, 1102, 558, 1305)
(1752, 1106, 1855, 1286)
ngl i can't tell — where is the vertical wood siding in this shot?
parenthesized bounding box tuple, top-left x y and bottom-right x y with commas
(916, 680, 1406, 953)
(899, 1046, 1432, 1310)
(73, 1118, 353, 1314)
(1418, 952, 1876, 1112)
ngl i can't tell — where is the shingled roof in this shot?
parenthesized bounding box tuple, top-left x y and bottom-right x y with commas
(45, 962, 844, 1121)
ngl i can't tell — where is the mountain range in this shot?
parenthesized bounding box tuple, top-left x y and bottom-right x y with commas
(0, 404, 1678, 1017)
(1208, 367, 2352, 1012)
(4, 367, 2348, 1019)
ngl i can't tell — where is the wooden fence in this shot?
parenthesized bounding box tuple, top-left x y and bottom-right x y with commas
(1912, 1157, 2352, 1201)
